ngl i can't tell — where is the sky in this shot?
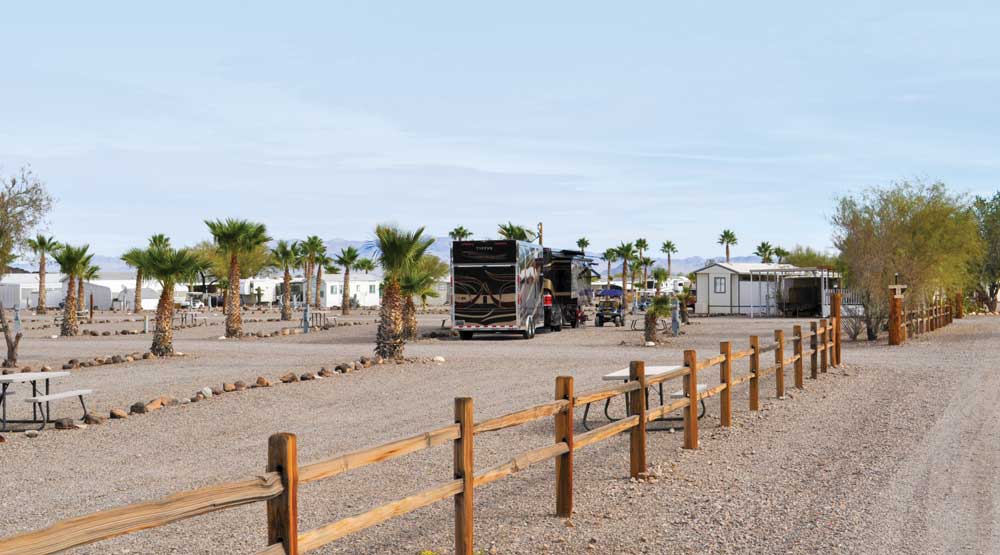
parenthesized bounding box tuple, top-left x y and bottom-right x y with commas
(2, 2, 999, 262)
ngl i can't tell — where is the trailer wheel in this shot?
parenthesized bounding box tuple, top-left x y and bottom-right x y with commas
(459, 331, 473, 340)
(523, 317, 534, 339)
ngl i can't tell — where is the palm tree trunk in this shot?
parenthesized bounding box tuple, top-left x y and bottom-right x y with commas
(77, 277, 84, 312)
(667, 254, 672, 277)
(61, 274, 78, 336)
(403, 296, 417, 340)
(644, 311, 658, 343)
(151, 285, 175, 356)
(342, 267, 351, 315)
(133, 270, 143, 313)
(225, 253, 242, 337)
(726, 245, 731, 263)
(315, 265, 323, 309)
(37, 254, 47, 314)
(281, 268, 292, 320)
(606, 261, 611, 290)
(303, 262, 312, 310)
(622, 260, 629, 305)
(375, 277, 404, 360)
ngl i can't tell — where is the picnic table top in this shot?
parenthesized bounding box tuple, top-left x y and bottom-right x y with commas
(0, 371, 71, 383)
(602, 365, 683, 381)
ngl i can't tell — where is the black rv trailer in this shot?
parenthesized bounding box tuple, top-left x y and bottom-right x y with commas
(541, 248, 595, 330)
(451, 240, 545, 339)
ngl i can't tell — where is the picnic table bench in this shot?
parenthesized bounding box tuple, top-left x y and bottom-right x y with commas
(0, 372, 92, 431)
(582, 365, 707, 431)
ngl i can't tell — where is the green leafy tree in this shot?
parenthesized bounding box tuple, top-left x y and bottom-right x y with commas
(576, 237, 590, 252)
(782, 245, 840, 269)
(602, 248, 618, 290)
(372, 225, 434, 359)
(205, 219, 271, 337)
(26, 235, 61, 314)
(718, 230, 737, 263)
(833, 181, 981, 340)
(400, 255, 449, 338)
(774, 246, 790, 264)
(972, 192, 1000, 312)
(651, 267, 669, 296)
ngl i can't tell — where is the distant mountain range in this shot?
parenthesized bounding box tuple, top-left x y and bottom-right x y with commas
(12, 238, 758, 277)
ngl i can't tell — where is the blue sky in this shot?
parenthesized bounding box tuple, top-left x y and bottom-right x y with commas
(2, 2, 998, 260)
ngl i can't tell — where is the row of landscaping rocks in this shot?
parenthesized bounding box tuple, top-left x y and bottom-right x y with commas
(59, 351, 180, 370)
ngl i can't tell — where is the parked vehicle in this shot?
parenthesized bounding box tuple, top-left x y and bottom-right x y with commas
(594, 290, 624, 327)
(451, 240, 544, 340)
(541, 248, 594, 331)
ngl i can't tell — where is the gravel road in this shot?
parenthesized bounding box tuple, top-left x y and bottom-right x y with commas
(0, 311, 997, 554)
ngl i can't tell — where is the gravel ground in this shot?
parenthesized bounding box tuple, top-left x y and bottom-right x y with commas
(0, 311, 996, 554)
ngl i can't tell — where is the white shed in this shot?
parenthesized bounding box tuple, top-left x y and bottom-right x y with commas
(693, 263, 841, 317)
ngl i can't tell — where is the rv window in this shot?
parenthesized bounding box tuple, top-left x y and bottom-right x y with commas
(714, 277, 726, 294)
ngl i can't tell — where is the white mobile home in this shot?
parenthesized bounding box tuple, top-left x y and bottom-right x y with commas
(0, 272, 66, 309)
(693, 263, 841, 318)
(319, 272, 382, 308)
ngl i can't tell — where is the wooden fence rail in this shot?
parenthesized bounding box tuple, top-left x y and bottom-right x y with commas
(8, 294, 961, 555)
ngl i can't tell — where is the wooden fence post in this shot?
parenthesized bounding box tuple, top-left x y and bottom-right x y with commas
(774, 329, 785, 398)
(555, 376, 574, 517)
(819, 319, 828, 372)
(749, 336, 760, 411)
(793, 325, 804, 389)
(454, 398, 474, 555)
(267, 433, 299, 555)
(956, 291, 964, 319)
(719, 341, 732, 427)
(831, 292, 842, 367)
(628, 361, 647, 478)
(683, 350, 699, 449)
(888, 295, 902, 346)
(809, 322, 818, 379)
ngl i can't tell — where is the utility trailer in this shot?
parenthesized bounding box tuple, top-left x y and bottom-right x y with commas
(541, 248, 595, 330)
(451, 240, 545, 340)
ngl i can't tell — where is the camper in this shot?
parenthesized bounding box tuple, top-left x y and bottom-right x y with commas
(541, 248, 594, 330)
(451, 240, 544, 339)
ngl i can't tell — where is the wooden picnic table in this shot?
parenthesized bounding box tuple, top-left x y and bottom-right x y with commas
(582, 365, 707, 431)
(0, 371, 85, 431)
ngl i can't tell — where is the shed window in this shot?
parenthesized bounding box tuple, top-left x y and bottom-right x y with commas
(369, 284, 377, 294)
(714, 277, 727, 294)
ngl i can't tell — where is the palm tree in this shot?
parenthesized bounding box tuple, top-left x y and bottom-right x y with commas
(644, 295, 672, 343)
(660, 240, 677, 276)
(372, 225, 434, 360)
(314, 252, 332, 309)
(121, 235, 171, 314)
(718, 230, 738, 263)
(651, 267, 669, 296)
(497, 222, 537, 242)
(26, 235, 60, 314)
(144, 245, 205, 356)
(205, 219, 271, 337)
(298, 235, 325, 311)
(635, 238, 648, 264)
(76, 254, 94, 311)
(615, 242, 637, 304)
(754, 241, 775, 263)
(80, 265, 100, 313)
(576, 237, 590, 252)
(774, 246, 789, 264)
(334, 246, 362, 315)
(448, 226, 472, 241)
(399, 255, 449, 339)
(639, 256, 654, 291)
(52, 245, 90, 336)
(148, 234, 171, 249)
(602, 248, 618, 290)
(270, 240, 299, 321)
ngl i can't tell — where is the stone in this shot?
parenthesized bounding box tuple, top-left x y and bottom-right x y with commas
(280, 372, 299, 383)
(179, 397, 190, 405)
(81, 361, 93, 368)
(162, 396, 180, 407)
(125, 356, 135, 363)
(145, 398, 163, 412)
(281, 329, 290, 336)
(318, 368, 335, 378)
(142, 352, 154, 360)
(102, 331, 111, 336)
(111, 355, 124, 364)
(20, 365, 33, 373)
(300, 372, 316, 381)
(433, 356, 446, 363)
(211, 386, 224, 396)
(335, 363, 351, 373)
(0, 434, 5, 443)
(2, 369, 14, 375)
(69, 358, 79, 365)
(255, 376, 272, 388)
(110, 408, 128, 419)
(200, 387, 213, 398)
(234, 381, 247, 391)
(359, 356, 373, 368)
(84, 413, 106, 425)
(644, 341, 656, 347)
(129, 402, 148, 415)
(223, 383, 237, 393)
(25, 430, 39, 438)
(53, 417, 77, 430)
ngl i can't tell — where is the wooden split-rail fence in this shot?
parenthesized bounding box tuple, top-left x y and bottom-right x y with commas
(1, 301, 866, 555)
(888, 294, 960, 346)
